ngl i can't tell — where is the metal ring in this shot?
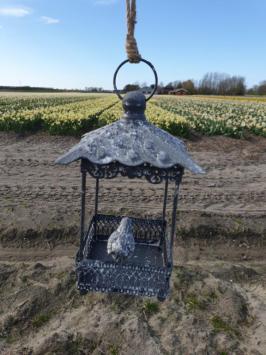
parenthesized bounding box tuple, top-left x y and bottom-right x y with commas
(113, 58, 158, 101)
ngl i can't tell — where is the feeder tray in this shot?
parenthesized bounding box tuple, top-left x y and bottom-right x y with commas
(77, 214, 169, 300)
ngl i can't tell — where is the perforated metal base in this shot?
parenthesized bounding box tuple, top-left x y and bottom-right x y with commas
(76, 259, 170, 299)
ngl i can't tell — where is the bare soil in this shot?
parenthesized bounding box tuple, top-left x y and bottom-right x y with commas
(0, 131, 265, 354)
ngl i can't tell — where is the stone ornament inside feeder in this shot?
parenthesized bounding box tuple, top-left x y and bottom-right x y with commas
(55, 0, 204, 301)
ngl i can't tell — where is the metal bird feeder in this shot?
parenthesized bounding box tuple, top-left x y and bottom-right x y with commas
(56, 59, 203, 301)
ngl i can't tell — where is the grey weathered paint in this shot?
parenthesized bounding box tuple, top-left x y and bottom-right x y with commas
(55, 91, 204, 175)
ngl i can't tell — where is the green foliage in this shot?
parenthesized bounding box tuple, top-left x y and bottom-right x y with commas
(108, 344, 120, 355)
(185, 294, 208, 312)
(32, 313, 51, 328)
(142, 300, 160, 316)
(20, 275, 28, 283)
(211, 316, 240, 337)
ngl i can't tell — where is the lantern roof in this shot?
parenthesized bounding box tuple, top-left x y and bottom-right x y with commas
(55, 91, 204, 174)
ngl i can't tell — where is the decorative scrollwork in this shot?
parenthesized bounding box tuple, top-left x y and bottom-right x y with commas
(76, 259, 170, 299)
(81, 159, 183, 184)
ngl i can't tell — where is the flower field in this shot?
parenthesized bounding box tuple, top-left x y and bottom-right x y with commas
(153, 96, 266, 137)
(0, 93, 117, 135)
(0, 92, 265, 137)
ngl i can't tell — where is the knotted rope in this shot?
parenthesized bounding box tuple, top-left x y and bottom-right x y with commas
(126, 0, 141, 63)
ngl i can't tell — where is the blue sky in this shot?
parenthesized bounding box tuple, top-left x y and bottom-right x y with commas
(0, 0, 265, 90)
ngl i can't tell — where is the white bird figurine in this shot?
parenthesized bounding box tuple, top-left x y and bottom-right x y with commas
(107, 217, 135, 262)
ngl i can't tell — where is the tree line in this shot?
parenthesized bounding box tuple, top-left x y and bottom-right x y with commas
(2, 73, 266, 96)
(124, 73, 266, 96)
(0, 86, 113, 94)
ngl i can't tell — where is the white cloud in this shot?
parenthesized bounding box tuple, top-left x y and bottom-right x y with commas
(94, 0, 118, 5)
(0, 7, 31, 17)
(41, 16, 60, 25)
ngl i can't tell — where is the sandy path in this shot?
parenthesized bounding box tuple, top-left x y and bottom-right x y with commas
(0, 132, 265, 250)
(0, 245, 76, 262)
(1, 132, 265, 213)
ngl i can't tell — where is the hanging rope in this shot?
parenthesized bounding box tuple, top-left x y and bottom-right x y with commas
(126, 0, 141, 63)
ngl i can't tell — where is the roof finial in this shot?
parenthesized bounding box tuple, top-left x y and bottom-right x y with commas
(122, 91, 147, 120)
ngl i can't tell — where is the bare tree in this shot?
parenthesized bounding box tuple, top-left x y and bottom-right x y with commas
(258, 80, 266, 95)
(198, 72, 246, 95)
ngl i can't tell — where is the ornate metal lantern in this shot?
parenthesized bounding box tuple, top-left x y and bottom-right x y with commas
(56, 60, 203, 301)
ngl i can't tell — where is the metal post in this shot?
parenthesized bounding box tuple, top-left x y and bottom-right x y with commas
(162, 178, 169, 222)
(165, 183, 179, 269)
(170, 183, 179, 250)
(94, 177, 99, 237)
(80, 162, 86, 253)
(160, 178, 169, 252)
(162, 234, 168, 267)
(95, 178, 99, 215)
(169, 171, 183, 267)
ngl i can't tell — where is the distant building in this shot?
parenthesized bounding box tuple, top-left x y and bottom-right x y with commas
(157, 86, 172, 95)
(169, 88, 189, 96)
(139, 86, 153, 95)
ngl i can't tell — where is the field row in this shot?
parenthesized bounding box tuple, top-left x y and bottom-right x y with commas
(0, 93, 94, 112)
(0, 93, 265, 137)
(0, 94, 191, 137)
(0, 95, 118, 135)
(154, 96, 266, 137)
